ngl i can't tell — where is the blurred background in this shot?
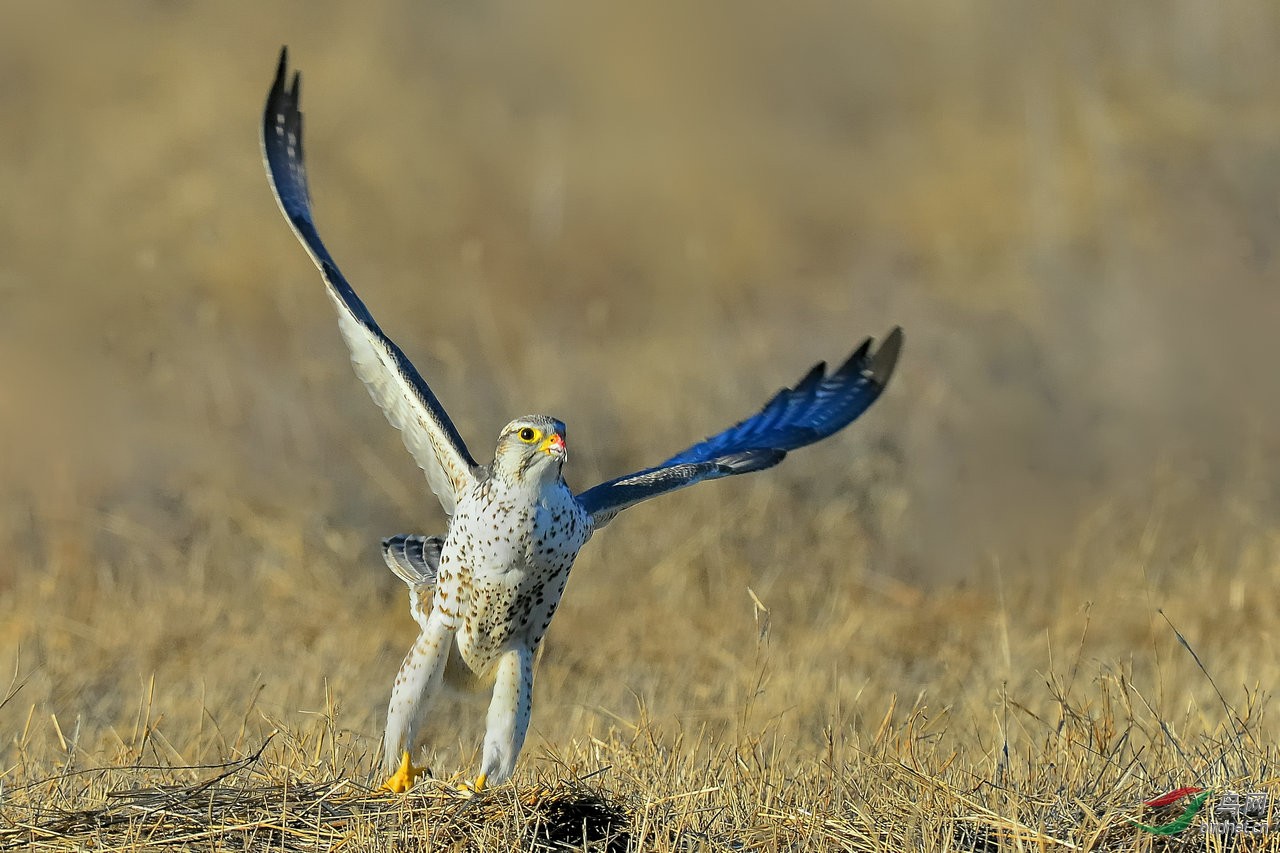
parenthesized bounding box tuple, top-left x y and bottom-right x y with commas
(1, 0, 1279, 774)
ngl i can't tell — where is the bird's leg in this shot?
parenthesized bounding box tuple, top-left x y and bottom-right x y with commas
(466, 644, 534, 790)
(381, 613, 453, 793)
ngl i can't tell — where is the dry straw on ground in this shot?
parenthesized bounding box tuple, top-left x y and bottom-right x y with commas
(4, 504, 1278, 850)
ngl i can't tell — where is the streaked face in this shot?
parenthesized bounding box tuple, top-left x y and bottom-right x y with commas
(494, 415, 567, 482)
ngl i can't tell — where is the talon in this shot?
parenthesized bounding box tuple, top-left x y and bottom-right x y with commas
(380, 751, 426, 793)
(455, 772, 488, 796)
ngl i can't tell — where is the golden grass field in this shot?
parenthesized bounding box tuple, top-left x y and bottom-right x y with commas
(3, 2, 1280, 849)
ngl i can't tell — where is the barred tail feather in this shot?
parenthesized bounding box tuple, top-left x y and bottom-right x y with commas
(382, 534, 443, 586)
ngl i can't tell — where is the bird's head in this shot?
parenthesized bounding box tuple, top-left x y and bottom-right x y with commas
(493, 415, 568, 484)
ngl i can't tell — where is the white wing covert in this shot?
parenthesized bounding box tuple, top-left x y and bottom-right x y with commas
(262, 49, 479, 513)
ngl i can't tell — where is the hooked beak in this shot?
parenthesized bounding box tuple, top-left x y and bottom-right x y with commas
(538, 432, 567, 458)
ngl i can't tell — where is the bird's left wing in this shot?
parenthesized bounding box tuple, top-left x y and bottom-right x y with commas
(575, 327, 902, 528)
(262, 48, 480, 514)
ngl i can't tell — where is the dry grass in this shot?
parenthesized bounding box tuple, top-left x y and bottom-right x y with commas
(3, 1, 1280, 850)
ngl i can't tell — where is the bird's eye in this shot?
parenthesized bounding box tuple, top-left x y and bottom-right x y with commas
(518, 427, 538, 442)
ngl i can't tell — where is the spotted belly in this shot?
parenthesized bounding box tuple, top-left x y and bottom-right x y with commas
(455, 561, 572, 675)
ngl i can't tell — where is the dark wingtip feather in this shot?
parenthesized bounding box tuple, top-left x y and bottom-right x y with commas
(265, 48, 294, 133)
(265, 47, 299, 123)
(833, 336, 874, 381)
(794, 362, 826, 394)
(867, 326, 903, 387)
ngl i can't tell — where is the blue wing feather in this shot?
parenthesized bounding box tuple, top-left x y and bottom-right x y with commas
(661, 331, 898, 467)
(576, 328, 902, 526)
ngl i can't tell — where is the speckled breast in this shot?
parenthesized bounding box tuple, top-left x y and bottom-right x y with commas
(439, 478, 591, 675)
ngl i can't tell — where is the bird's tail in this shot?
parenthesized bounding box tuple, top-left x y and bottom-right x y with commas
(382, 534, 442, 587)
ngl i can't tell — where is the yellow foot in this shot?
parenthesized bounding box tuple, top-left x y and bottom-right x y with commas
(380, 751, 426, 793)
(455, 772, 488, 797)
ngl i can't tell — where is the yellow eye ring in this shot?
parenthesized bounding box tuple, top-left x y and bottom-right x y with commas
(518, 427, 539, 443)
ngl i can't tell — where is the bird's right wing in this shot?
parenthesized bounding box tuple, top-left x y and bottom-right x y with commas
(262, 48, 479, 514)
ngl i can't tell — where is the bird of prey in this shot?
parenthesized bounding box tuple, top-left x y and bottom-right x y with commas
(262, 48, 902, 794)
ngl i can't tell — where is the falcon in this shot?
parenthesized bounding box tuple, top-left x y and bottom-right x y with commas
(261, 48, 903, 794)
